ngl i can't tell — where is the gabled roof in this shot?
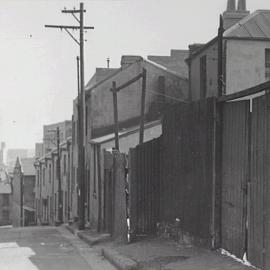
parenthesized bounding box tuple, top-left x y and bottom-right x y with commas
(20, 158, 35, 176)
(189, 9, 270, 61)
(224, 10, 270, 39)
(0, 181, 11, 194)
(85, 55, 188, 96)
(90, 119, 161, 145)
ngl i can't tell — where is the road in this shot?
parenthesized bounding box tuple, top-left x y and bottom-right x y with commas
(0, 226, 116, 270)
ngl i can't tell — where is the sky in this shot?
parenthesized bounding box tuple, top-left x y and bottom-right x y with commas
(0, 0, 269, 150)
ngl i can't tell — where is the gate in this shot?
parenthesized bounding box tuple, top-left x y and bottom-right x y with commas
(221, 93, 270, 269)
(248, 94, 270, 269)
(221, 100, 250, 259)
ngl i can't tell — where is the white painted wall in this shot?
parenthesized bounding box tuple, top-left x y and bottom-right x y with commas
(225, 39, 270, 94)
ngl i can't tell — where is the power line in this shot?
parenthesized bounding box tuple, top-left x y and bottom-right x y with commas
(147, 89, 188, 103)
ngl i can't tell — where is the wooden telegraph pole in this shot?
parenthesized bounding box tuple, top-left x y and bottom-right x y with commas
(45, 2, 94, 230)
(218, 15, 224, 97)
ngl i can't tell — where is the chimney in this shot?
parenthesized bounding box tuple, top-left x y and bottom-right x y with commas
(120, 55, 143, 68)
(227, 0, 236, 11)
(237, 0, 246, 11)
(223, 0, 250, 30)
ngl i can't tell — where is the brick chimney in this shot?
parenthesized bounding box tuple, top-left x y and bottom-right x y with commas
(238, 0, 247, 11)
(120, 55, 143, 68)
(223, 0, 250, 30)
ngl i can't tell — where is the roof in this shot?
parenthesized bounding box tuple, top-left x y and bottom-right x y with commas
(0, 181, 11, 194)
(0, 169, 8, 182)
(85, 55, 188, 96)
(189, 10, 270, 61)
(20, 158, 35, 176)
(90, 120, 161, 144)
(224, 10, 270, 39)
(147, 50, 189, 78)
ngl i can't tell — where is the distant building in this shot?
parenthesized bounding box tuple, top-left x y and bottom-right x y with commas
(0, 169, 12, 226)
(35, 137, 72, 226)
(12, 157, 36, 227)
(6, 149, 28, 173)
(188, 0, 270, 100)
(35, 143, 44, 160)
(0, 142, 6, 169)
(43, 121, 72, 154)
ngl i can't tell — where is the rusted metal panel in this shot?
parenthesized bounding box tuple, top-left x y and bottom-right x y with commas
(249, 95, 267, 269)
(221, 100, 250, 259)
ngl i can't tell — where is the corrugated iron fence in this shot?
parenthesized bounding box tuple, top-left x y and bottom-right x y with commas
(129, 138, 161, 236)
(219, 94, 270, 269)
(127, 93, 270, 269)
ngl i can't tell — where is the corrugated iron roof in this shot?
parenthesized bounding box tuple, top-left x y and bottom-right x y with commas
(225, 10, 270, 39)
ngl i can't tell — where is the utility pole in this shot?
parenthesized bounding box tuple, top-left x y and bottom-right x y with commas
(45, 2, 94, 230)
(218, 15, 225, 97)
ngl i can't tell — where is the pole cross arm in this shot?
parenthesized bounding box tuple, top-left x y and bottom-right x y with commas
(112, 72, 144, 92)
(62, 9, 86, 13)
(45, 25, 94, 30)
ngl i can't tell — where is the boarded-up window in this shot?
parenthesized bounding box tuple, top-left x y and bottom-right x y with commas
(200, 55, 207, 99)
(265, 49, 270, 80)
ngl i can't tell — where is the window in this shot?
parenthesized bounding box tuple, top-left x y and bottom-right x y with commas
(265, 49, 270, 80)
(37, 170, 40, 187)
(2, 210, 9, 221)
(49, 164, 52, 183)
(3, 194, 9, 206)
(63, 155, 67, 175)
(43, 167, 45, 186)
(200, 55, 207, 99)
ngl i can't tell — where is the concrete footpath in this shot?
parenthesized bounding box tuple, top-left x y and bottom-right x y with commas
(66, 225, 254, 270)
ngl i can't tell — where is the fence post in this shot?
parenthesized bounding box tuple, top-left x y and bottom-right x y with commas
(129, 148, 137, 242)
(112, 151, 128, 242)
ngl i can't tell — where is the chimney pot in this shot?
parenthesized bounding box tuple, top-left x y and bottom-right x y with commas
(237, 0, 246, 11)
(227, 0, 236, 11)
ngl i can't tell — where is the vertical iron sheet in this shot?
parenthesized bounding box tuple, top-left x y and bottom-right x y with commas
(249, 95, 267, 269)
(221, 100, 249, 259)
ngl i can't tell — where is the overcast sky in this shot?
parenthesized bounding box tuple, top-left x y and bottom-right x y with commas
(0, 0, 269, 150)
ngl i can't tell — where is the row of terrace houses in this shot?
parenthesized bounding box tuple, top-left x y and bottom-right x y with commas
(34, 50, 189, 227)
(71, 53, 189, 230)
(35, 137, 72, 225)
(33, 0, 270, 235)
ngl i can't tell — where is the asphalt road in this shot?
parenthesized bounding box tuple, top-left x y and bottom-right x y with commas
(0, 226, 116, 270)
